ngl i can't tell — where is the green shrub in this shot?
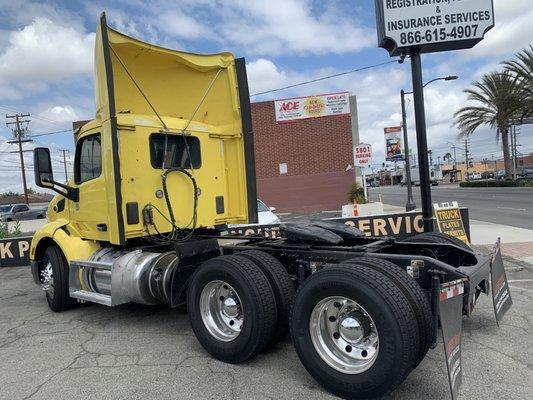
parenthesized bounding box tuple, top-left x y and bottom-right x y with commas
(347, 183, 366, 204)
(459, 180, 520, 187)
(517, 179, 533, 187)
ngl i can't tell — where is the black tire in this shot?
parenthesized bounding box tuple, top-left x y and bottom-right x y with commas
(291, 264, 419, 399)
(402, 232, 470, 250)
(237, 250, 295, 343)
(43, 245, 77, 312)
(341, 257, 432, 369)
(187, 255, 277, 363)
(36, 215, 44, 219)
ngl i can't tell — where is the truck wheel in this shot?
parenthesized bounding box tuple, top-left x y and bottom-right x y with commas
(341, 257, 432, 369)
(237, 250, 295, 343)
(42, 246, 77, 312)
(187, 255, 277, 363)
(291, 264, 419, 399)
(402, 232, 470, 250)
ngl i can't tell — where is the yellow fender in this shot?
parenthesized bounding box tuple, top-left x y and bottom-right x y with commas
(30, 219, 100, 263)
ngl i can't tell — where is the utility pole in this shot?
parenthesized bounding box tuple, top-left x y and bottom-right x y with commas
(464, 139, 470, 181)
(60, 149, 69, 182)
(6, 113, 32, 204)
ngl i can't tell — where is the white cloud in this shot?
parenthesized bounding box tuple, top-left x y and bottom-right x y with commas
(464, 0, 533, 59)
(158, 11, 212, 40)
(216, 0, 374, 55)
(0, 17, 94, 100)
(247, 59, 290, 95)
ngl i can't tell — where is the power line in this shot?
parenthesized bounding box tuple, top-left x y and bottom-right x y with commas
(29, 128, 73, 138)
(250, 59, 398, 97)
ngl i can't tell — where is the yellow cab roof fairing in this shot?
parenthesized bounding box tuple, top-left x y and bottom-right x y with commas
(94, 12, 241, 134)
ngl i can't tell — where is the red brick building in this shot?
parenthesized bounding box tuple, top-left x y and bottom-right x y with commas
(251, 95, 359, 213)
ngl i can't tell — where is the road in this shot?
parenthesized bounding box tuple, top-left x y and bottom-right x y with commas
(369, 185, 533, 230)
(1, 255, 532, 400)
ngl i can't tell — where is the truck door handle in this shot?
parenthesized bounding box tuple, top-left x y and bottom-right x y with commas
(96, 224, 107, 232)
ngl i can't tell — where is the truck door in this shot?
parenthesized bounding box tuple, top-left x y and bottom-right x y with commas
(69, 130, 110, 241)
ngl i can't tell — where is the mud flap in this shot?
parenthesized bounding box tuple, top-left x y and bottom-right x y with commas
(438, 279, 466, 400)
(490, 239, 513, 325)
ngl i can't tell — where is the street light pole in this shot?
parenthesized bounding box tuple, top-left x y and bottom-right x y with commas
(400, 89, 416, 211)
(400, 74, 458, 214)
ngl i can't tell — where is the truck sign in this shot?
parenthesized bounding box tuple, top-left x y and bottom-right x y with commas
(375, 0, 495, 56)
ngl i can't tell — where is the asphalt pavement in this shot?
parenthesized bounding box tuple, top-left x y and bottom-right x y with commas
(1, 253, 532, 400)
(369, 185, 533, 230)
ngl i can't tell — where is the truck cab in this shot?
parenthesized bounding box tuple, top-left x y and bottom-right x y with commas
(30, 13, 257, 267)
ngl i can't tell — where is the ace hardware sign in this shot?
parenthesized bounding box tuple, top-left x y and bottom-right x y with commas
(375, 0, 495, 56)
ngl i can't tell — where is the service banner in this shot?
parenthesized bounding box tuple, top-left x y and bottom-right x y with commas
(0, 236, 31, 267)
(227, 209, 470, 241)
(384, 126, 403, 161)
(274, 92, 350, 123)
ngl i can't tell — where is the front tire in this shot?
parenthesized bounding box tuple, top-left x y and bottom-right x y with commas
(42, 246, 77, 312)
(291, 264, 419, 399)
(187, 255, 277, 363)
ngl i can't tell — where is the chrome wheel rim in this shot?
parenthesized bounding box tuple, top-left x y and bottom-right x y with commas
(40, 261, 54, 296)
(309, 296, 379, 374)
(200, 280, 244, 342)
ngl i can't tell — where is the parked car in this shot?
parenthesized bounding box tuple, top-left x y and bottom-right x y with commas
(369, 180, 380, 187)
(496, 170, 506, 180)
(517, 168, 533, 181)
(256, 199, 280, 225)
(229, 199, 280, 227)
(467, 172, 482, 180)
(0, 203, 47, 222)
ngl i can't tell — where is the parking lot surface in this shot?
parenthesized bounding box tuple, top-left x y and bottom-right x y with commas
(1, 255, 532, 400)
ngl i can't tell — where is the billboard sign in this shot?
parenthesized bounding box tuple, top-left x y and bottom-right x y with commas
(375, 0, 495, 56)
(384, 126, 403, 161)
(354, 143, 372, 168)
(275, 92, 350, 123)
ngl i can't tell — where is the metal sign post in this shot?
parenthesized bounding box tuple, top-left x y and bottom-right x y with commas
(354, 143, 372, 201)
(410, 51, 433, 232)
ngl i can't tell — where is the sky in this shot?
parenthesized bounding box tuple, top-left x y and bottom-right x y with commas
(0, 0, 532, 192)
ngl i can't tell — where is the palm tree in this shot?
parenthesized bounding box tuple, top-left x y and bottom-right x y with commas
(503, 45, 533, 121)
(443, 152, 453, 164)
(454, 71, 523, 179)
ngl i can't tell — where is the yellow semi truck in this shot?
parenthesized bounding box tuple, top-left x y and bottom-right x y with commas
(29, 13, 511, 400)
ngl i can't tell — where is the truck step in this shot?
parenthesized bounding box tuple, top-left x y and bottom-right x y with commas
(70, 290, 112, 306)
(70, 260, 112, 270)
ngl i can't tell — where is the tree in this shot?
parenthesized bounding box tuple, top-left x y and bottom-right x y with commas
(443, 152, 453, 163)
(503, 45, 533, 121)
(454, 71, 523, 179)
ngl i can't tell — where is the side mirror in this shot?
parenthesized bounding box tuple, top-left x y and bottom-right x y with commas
(34, 148, 54, 188)
(33, 147, 79, 202)
(269, 206, 276, 212)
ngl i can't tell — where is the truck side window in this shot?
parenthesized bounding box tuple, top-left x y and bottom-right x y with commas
(75, 134, 102, 184)
(149, 134, 201, 169)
